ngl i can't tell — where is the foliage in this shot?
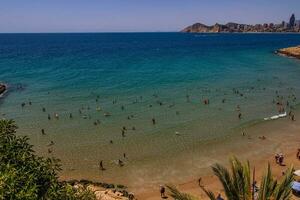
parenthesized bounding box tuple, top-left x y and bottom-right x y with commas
(167, 185, 196, 200)
(0, 119, 95, 200)
(168, 157, 294, 200)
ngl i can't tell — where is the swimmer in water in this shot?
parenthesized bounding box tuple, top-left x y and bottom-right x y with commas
(118, 159, 124, 167)
(152, 118, 156, 125)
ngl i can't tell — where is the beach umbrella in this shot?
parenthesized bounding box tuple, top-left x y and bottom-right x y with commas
(293, 170, 300, 176)
(292, 181, 300, 192)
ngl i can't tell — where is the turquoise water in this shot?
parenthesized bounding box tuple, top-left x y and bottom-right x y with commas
(1, 33, 300, 187)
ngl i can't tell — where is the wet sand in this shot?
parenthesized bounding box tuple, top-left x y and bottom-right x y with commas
(134, 110, 300, 199)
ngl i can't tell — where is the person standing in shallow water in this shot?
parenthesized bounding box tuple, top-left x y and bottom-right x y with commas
(152, 118, 156, 125)
(99, 160, 105, 171)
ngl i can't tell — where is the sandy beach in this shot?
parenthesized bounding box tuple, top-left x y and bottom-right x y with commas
(134, 108, 300, 199)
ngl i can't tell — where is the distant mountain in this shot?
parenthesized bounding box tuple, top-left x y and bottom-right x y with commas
(181, 15, 300, 33)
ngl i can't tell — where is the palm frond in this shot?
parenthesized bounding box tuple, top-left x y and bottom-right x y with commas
(258, 163, 277, 200)
(199, 185, 216, 200)
(273, 167, 294, 200)
(212, 163, 239, 200)
(167, 185, 197, 200)
(229, 157, 251, 200)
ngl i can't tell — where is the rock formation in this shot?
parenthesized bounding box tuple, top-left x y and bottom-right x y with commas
(0, 84, 6, 96)
(275, 46, 300, 59)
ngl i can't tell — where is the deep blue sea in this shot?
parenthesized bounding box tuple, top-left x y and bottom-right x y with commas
(1, 33, 300, 188)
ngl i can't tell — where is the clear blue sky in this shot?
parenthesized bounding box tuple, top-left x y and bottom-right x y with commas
(0, 0, 299, 33)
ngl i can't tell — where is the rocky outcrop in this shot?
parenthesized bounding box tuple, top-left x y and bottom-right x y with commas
(275, 46, 300, 59)
(181, 23, 212, 33)
(0, 84, 6, 96)
(67, 179, 133, 200)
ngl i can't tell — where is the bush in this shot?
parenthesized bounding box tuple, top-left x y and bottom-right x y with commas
(0, 119, 95, 200)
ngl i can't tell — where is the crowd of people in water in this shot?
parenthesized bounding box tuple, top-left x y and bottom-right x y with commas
(16, 83, 298, 173)
(11, 81, 298, 200)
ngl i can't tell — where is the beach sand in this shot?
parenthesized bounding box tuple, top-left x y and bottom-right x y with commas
(134, 111, 300, 199)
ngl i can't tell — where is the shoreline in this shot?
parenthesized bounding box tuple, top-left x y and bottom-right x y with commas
(57, 107, 300, 199)
(134, 112, 300, 199)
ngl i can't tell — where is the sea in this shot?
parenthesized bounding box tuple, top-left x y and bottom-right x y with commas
(1, 33, 300, 190)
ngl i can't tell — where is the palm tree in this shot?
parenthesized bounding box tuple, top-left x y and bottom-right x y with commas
(168, 157, 294, 200)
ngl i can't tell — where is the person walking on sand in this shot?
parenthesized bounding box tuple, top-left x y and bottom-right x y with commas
(198, 177, 202, 186)
(160, 185, 166, 198)
(297, 149, 300, 160)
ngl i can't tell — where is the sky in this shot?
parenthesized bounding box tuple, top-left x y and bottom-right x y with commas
(0, 0, 299, 33)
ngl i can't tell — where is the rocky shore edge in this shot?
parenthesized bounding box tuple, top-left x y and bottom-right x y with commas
(0, 83, 7, 97)
(66, 179, 134, 200)
(275, 46, 300, 59)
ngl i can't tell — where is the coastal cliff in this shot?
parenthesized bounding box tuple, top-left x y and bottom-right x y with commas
(181, 14, 300, 33)
(276, 46, 300, 59)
